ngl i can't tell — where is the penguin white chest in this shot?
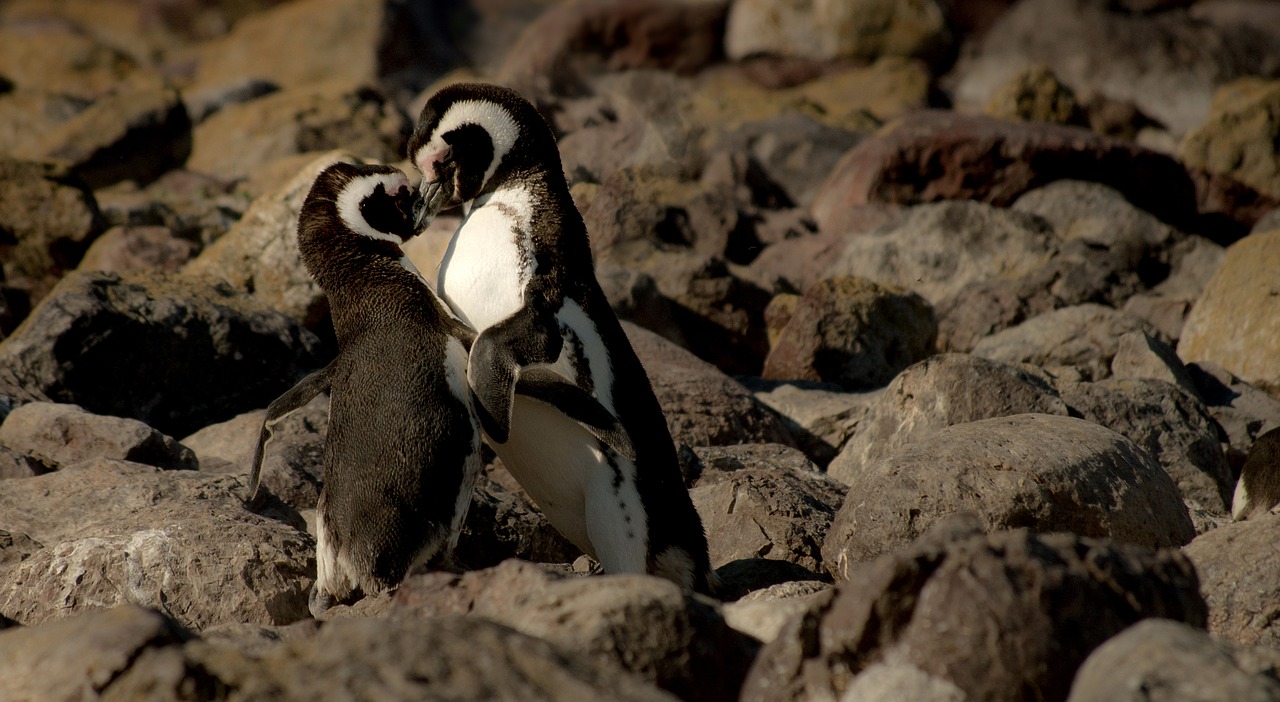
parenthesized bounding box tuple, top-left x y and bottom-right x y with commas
(438, 187, 534, 331)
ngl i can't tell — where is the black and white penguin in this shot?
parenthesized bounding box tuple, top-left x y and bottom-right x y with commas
(251, 161, 637, 616)
(1233, 426, 1280, 521)
(407, 83, 719, 595)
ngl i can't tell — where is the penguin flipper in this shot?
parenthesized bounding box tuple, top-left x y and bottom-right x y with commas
(248, 365, 333, 508)
(515, 367, 636, 461)
(467, 305, 563, 445)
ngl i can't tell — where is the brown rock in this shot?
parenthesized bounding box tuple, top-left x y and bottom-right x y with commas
(762, 276, 936, 391)
(971, 303, 1162, 381)
(76, 226, 198, 275)
(983, 64, 1086, 126)
(1184, 511, 1280, 648)
(810, 111, 1198, 233)
(1180, 78, 1280, 201)
(745, 520, 1207, 702)
(822, 414, 1196, 576)
(0, 20, 136, 99)
(0, 402, 198, 472)
(723, 0, 951, 65)
(1109, 330, 1198, 394)
(743, 380, 880, 467)
(0, 158, 103, 303)
(828, 354, 1071, 484)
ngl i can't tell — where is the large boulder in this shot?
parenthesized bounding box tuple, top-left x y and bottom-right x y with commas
(971, 303, 1162, 382)
(723, 0, 951, 64)
(1184, 510, 1280, 648)
(0, 158, 103, 303)
(744, 520, 1207, 702)
(0, 270, 324, 438)
(0, 402, 197, 472)
(822, 414, 1196, 577)
(1180, 78, 1280, 201)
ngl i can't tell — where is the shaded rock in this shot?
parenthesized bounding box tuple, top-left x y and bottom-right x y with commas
(0, 87, 89, 158)
(1057, 378, 1232, 513)
(823, 414, 1196, 576)
(597, 264, 685, 347)
(0, 402, 197, 472)
(185, 151, 354, 330)
(0, 605, 191, 702)
(745, 520, 1207, 702)
(1186, 361, 1280, 475)
(496, 0, 728, 97)
(0, 459, 312, 630)
(0, 445, 50, 480)
(187, 83, 409, 183)
(810, 111, 1199, 232)
(184, 76, 281, 123)
(624, 322, 796, 447)
(828, 354, 1071, 483)
(456, 470, 583, 569)
(724, 0, 951, 65)
(1178, 229, 1280, 391)
(983, 64, 1087, 126)
(0, 158, 103, 301)
(949, 0, 1280, 136)
(0, 527, 42, 568)
(181, 408, 264, 473)
(1067, 619, 1280, 702)
(12, 73, 191, 189)
(191, 0, 456, 96)
(826, 200, 1057, 305)
(971, 303, 1161, 381)
(1110, 330, 1198, 393)
(1180, 78, 1280, 201)
(691, 459, 847, 574)
(742, 380, 879, 467)
(713, 113, 865, 209)
(713, 559, 829, 600)
(762, 276, 936, 391)
(721, 580, 830, 643)
(1184, 511, 1280, 647)
(0, 20, 137, 99)
(94, 168, 249, 248)
(0, 270, 324, 438)
(76, 225, 198, 274)
(691, 443, 820, 479)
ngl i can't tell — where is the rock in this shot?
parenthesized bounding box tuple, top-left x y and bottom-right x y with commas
(828, 354, 1071, 484)
(191, 0, 456, 97)
(0, 605, 191, 702)
(971, 303, 1162, 381)
(810, 111, 1199, 232)
(749, 206, 898, 294)
(184, 77, 281, 123)
(1056, 378, 1232, 513)
(1187, 361, 1280, 474)
(949, 0, 1280, 136)
(597, 264, 685, 348)
(0, 88, 89, 158)
(741, 380, 879, 467)
(181, 408, 265, 473)
(1178, 229, 1280, 391)
(1180, 78, 1280, 200)
(623, 322, 797, 447)
(691, 443, 821, 478)
(826, 200, 1057, 305)
(93, 168, 249, 248)
(723, 0, 951, 65)
(1110, 330, 1198, 393)
(1067, 619, 1280, 702)
(1010, 179, 1180, 267)
(186, 84, 409, 183)
(823, 414, 1196, 576)
(0, 459, 313, 630)
(1184, 511, 1280, 647)
(75, 225, 199, 274)
(185, 151, 356, 330)
(0, 158, 103, 301)
(690, 458, 847, 574)
(0, 19, 137, 99)
(721, 580, 830, 643)
(745, 520, 1207, 702)
(0, 402, 197, 472)
(0, 445, 50, 479)
(11, 73, 191, 189)
(713, 113, 865, 209)
(983, 64, 1086, 126)
(761, 276, 937, 391)
(456, 470, 584, 569)
(496, 0, 728, 97)
(0, 270, 324, 438)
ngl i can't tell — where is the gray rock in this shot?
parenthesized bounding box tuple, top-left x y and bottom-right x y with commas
(0, 270, 324, 438)
(1110, 330, 1199, 394)
(724, 0, 951, 64)
(0, 605, 191, 702)
(829, 353, 1071, 484)
(1184, 510, 1280, 648)
(971, 303, 1161, 381)
(746, 519, 1207, 702)
(0, 445, 51, 480)
(826, 200, 1057, 305)
(1057, 378, 1232, 513)
(722, 580, 830, 643)
(822, 414, 1196, 577)
(761, 276, 937, 391)
(1067, 619, 1280, 702)
(0, 528, 42, 568)
(742, 380, 880, 467)
(691, 443, 821, 479)
(1011, 179, 1179, 262)
(94, 168, 248, 248)
(713, 113, 865, 209)
(624, 322, 797, 447)
(76, 225, 199, 275)
(0, 402, 197, 471)
(0, 458, 312, 630)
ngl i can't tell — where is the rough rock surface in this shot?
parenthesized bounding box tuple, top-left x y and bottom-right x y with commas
(1184, 510, 1280, 648)
(0, 402, 197, 471)
(823, 414, 1197, 576)
(971, 303, 1162, 381)
(745, 519, 1207, 702)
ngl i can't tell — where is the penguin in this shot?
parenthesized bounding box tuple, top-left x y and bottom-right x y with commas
(1232, 425, 1280, 521)
(251, 163, 635, 617)
(407, 83, 719, 595)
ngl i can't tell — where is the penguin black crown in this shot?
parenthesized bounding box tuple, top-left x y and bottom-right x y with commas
(408, 82, 720, 596)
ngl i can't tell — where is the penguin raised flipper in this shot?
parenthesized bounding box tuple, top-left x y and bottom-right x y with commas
(514, 367, 635, 462)
(247, 364, 332, 509)
(465, 297, 563, 444)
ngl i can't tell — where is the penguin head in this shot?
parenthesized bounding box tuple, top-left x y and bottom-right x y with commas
(407, 83, 560, 232)
(305, 161, 417, 246)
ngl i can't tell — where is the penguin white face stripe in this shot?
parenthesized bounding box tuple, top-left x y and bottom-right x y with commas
(336, 171, 410, 243)
(415, 99, 520, 194)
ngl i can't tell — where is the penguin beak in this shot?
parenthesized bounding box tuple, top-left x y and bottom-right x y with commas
(413, 181, 446, 232)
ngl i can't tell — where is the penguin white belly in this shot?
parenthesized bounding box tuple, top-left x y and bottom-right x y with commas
(438, 191, 532, 331)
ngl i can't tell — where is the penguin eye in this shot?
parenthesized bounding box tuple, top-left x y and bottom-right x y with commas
(359, 183, 409, 238)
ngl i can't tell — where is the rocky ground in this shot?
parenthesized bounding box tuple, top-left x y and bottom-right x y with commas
(1, 0, 1280, 699)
